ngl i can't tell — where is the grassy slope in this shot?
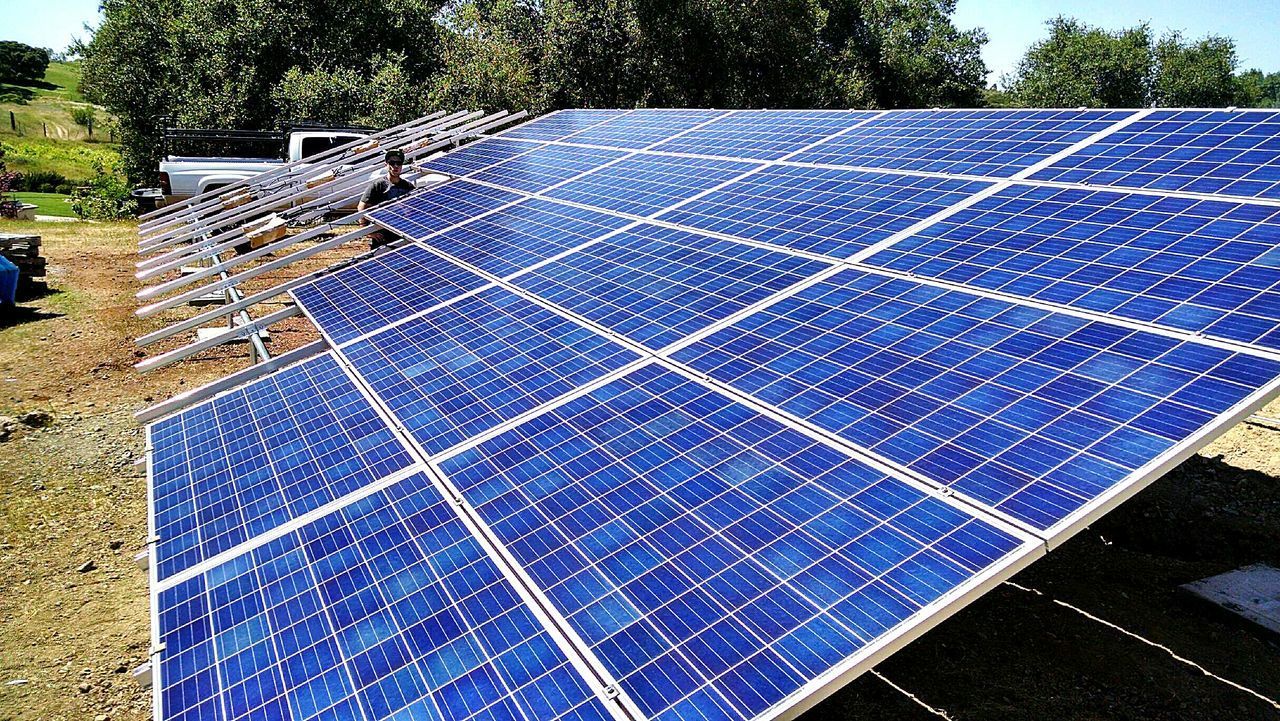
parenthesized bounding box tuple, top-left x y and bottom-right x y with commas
(1, 61, 120, 180)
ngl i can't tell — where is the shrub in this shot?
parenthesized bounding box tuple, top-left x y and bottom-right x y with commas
(71, 106, 97, 128)
(70, 159, 136, 220)
(55, 183, 73, 195)
(15, 170, 69, 193)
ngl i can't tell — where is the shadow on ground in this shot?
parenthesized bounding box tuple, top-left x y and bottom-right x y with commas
(806, 454, 1280, 721)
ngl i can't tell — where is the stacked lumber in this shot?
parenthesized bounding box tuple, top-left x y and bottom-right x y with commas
(0, 233, 46, 296)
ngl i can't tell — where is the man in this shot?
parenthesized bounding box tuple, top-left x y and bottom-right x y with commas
(358, 148, 414, 248)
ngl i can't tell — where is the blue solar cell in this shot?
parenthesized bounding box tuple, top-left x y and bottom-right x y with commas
(671, 269, 1280, 532)
(471, 144, 630, 194)
(370, 180, 522, 240)
(866, 184, 1280, 350)
(543, 153, 763, 217)
(501, 109, 630, 142)
(562, 109, 732, 150)
(438, 364, 1031, 721)
(511, 224, 830, 349)
(655, 165, 992, 258)
(341, 286, 641, 456)
(291, 245, 490, 345)
(649, 110, 877, 160)
(148, 353, 416, 581)
(155, 471, 613, 721)
(420, 138, 545, 177)
(418, 198, 635, 278)
(1030, 109, 1280, 200)
(790, 109, 1135, 177)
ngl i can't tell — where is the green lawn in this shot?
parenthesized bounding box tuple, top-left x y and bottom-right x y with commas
(12, 192, 76, 218)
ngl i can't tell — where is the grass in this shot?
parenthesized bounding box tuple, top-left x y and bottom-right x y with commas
(1, 136, 118, 180)
(11, 192, 76, 217)
(1, 61, 121, 180)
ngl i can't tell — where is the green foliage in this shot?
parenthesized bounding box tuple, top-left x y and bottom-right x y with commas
(1153, 33, 1237, 107)
(0, 41, 51, 84)
(70, 159, 137, 220)
(14, 170, 76, 194)
(1005, 17, 1153, 107)
(0, 139, 119, 183)
(1234, 69, 1280, 108)
(80, 0, 447, 182)
(83, 0, 994, 183)
(70, 105, 97, 128)
(273, 65, 368, 125)
(1004, 17, 1246, 109)
(820, 0, 989, 109)
(430, 1, 545, 114)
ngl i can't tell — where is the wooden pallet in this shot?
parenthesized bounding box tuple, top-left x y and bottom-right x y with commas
(0, 233, 47, 296)
(0, 233, 41, 258)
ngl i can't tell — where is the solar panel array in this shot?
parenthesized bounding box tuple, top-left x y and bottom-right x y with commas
(147, 107, 1280, 721)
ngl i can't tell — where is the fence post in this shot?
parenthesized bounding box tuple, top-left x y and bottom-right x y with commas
(43, 122, 47, 137)
(88, 119, 93, 137)
(8, 111, 13, 131)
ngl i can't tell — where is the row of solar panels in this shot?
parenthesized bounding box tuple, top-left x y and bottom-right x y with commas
(144, 107, 1280, 721)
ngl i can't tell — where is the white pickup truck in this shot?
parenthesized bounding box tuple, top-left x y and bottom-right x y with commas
(156, 128, 369, 202)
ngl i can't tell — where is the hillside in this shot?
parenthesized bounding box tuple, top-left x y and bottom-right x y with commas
(1, 60, 120, 181)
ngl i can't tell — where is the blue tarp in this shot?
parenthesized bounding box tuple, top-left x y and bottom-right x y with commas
(0, 254, 17, 305)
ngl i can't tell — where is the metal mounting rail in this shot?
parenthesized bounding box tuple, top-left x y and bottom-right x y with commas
(134, 340, 328, 422)
(134, 304, 301, 372)
(136, 111, 450, 229)
(135, 113, 524, 310)
(134, 115, 520, 302)
(135, 224, 378, 318)
(137, 112, 484, 252)
(133, 245, 390, 346)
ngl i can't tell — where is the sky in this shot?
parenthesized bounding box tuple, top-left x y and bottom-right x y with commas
(0, 0, 1276, 81)
(953, 0, 1280, 81)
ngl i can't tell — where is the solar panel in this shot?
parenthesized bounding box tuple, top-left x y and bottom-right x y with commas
(671, 269, 1280, 533)
(790, 109, 1136, 177)
(291, 245, 490, 345)
(865, 184, 1280, 350)
(500, 109, 630, 142)
(437, 363, 1038, 720)
(649, 109, 878, 160)
(154, 471, 614, 721)
(654, 165, 992, 258)
(146, 107, 1280, 721)
(339, 286, 642, 456)
(510, 224, 831, 350)
(471, 144, 631, 194)
(148, 353, 416, 581)
(420, 137, 546, 178)
(417, 198, 636, 279)
(562, 109, 732, 150)
(369, 180, 523, 240)
(543, 153, 764, 217)
(1030, 109, 1280, 200)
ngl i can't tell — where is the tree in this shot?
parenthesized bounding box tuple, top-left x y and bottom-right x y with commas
(1003, 17, 1245, 109)
(1004, 17, 1153, 108)
(1234, 69, 1280, 108)
(80, 0, 448, 183)
(71, 105, 97, 129)
(81, 0, 993, 183)
(1153, 32, 1237, 107)
(0, 41, 50, 84)
(429, 0, 546, 114)
(818, 0, 989, 109)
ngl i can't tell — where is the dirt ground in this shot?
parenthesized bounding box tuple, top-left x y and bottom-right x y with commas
(0, 219, 1278, 721)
